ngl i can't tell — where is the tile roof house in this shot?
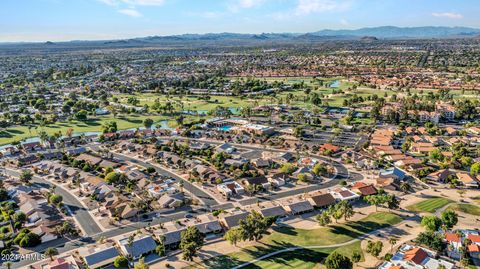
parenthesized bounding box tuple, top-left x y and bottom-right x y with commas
(307, 193, 336, 208)
(456, 172, 479, 188)
(354, 184, 378, 196)
(75, 154, 102, 166)
(426, 169, 452, 183)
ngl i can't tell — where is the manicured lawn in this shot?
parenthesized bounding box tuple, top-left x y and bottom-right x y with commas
(0, 114, 184, 145)
(185, 212, 402, 269)
(447, 203, 480, 216)
(406, 197, 454, 213)
(243, 242, 362, 269)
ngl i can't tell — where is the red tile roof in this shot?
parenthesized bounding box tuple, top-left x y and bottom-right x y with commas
(468, 234, 480, 243)
(403, 247, 428, 265)
(468, 244, 480, 253)
(445, 233, 461, 243)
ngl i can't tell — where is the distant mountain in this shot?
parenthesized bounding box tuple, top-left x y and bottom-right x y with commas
(3, 26, 480, 48)
(311, 26, 480, 38)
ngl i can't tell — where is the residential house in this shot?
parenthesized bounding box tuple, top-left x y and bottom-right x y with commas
(243, 176, 270, 190)
(378, 244, 454, 269)
(330, 187, 361, 202)
(283, 200, 314, 215)
(307, 193, 336, 209)
(456, 172, 479, 188)
(268, 173, 288, 186)
(259, 205, 287, 218)
(79, 244, 120, 269)
(81, 176, 106, 193)
(217, 181, 245, 197)
(219, 211, 249, 230)
(426, 169, 453, 183)
(117, 235, 157, 260)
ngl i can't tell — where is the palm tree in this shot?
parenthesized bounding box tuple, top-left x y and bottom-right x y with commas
(338, 200, 355, 221)
(45, 247, 58, 261)
(399, 182, 411, 193)
(389, 237, 397, 252)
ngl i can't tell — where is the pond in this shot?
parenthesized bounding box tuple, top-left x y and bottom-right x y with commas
(329, 80, 340, 88)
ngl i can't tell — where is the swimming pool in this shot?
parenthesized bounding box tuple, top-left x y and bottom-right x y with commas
(218, 125, 233, 131)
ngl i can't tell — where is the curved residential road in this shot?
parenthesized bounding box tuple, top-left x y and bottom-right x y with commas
(4, 168, 103, 236)
(161, 137, 351, 180)
(103, 150, 221, 207)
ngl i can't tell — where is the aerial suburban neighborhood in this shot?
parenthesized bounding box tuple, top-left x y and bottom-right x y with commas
(1, 1, 480, 269)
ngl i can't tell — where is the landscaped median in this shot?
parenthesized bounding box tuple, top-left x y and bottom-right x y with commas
(406, 197, 454, 213)
(184, 212, 403, 269)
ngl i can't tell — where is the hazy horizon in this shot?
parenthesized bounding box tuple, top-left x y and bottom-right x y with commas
(1, 0, 479, 42)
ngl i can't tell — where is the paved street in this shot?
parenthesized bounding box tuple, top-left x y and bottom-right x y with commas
(4, 168, 103, 236)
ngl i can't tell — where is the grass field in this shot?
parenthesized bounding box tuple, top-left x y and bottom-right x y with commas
(406, 197, 454, 213)
(186, 212, 402, 269)
(446, 203, 480, 216)
(0, 114, 184, 145)
(473, 196, 480, 205)
(243, 242, 362, 269)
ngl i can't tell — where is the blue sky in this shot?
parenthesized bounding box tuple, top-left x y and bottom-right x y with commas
(1, 0, 479, 42)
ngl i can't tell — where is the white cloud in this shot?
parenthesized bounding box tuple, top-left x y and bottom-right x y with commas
(120, 0, 165, 6)
(118, 8, 142, 17)
(295, 0, 352, 15)
(98, 0, 118, 6)
(340, 18, 349, 26)
(99, 0, 165, 6)
(238, 0, 258, 8)
(228, 0, 265, 12)
(432, 12, 463, 19)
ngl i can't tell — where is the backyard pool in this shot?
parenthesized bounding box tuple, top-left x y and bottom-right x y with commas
(218, 125, 233, 132)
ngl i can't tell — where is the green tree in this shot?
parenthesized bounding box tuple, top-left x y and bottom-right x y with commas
(297, 173, 307, 182)
(337, 200, 355, 221)
(44, 247, 58, 261)
(279, 163, 296, 175)
(49, 194, 63, 206)
(114, 256, 128, 268)
(312, 163, 327, 176)
(180, 226, 204, 261)
(143, 118, 154, 129)
(316, 211, 331, 226)
(421, 215, 442, 232)
(105, 172, 121, 184)
(364, 195, 387, 212)
(134, 257, 149, 269)
(366, 240, 383, 258)
(399, 182, 411, 193)
(156, 235, 166, 256)
(238, 210, 272, 242)
(224, 227, 243, 246)
(351, 251, 362, 263)
(20, 170, 33, 184)
(470, 162, 480, 175)
(327, 205, 343, 223)
(325, 252, 353, 269)
(386, 195, 400, 211)
(441, 210, 458, 229)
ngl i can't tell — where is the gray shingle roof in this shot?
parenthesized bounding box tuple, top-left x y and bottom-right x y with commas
(84, 246, 119, 267)
(120, 236, 157, 257)
(260, 206, 287, 218)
